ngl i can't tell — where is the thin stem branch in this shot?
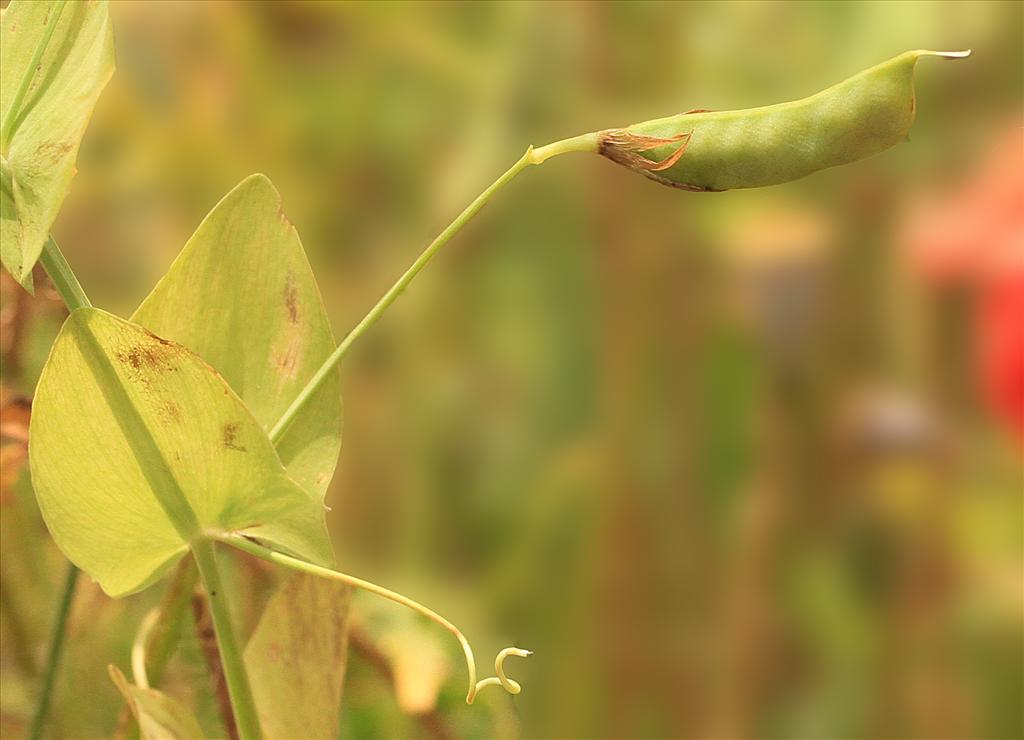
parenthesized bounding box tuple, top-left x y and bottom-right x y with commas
(530, 131, 600, 163)
(28, 236, 92, 739)
(190, 539, 262, 740)
(24, 127, 596, 737)
(27, 564, 77, 740)
(268, 132, 599, 444)
(0, 1, 67, 154)
(38, 236, 91, 311)
(213, 531, 530, 704)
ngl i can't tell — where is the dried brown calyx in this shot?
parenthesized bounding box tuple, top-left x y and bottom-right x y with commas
(597, 127, 717, 192)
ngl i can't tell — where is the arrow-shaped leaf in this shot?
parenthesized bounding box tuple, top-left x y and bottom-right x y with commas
(132, 174, 342, 498)
(29, 308, 333, 598)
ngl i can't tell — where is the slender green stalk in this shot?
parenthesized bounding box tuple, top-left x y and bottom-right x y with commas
(530, 132, 601, 163)
(213, 531, 530, 704)
(27, 563, 77, 740)
(0, 1, 67, 154)
(269, 132, 599, 444)
(38, 236, 91, 311)
(28, 128, 596, 735)
(190, 538, 262, 740)
(28, 236, 91, 739)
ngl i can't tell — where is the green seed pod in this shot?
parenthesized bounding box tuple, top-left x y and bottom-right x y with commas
(598, 50, 970, 192)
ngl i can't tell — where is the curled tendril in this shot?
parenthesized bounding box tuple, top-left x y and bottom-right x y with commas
(130, 607, 160, 689)
(216, 532, 531, 705)
(464, 644, 532, 704)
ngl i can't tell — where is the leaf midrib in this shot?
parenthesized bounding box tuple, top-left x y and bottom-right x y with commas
(74, 311, 202, 541)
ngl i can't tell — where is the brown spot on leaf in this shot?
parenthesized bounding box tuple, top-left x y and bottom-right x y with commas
(277, 206, 293, 228)
(272, 332, 302, 380)
(159, 400, 182, 424)
(118, 349, 142, 370)
(144, 329, 175, 347)
(114, 332, 183, 387)
(35, 140, 73, 164)
(222, 422, 247, 452)
(283, 271, 300, 324)
(116, 343, 175, 374)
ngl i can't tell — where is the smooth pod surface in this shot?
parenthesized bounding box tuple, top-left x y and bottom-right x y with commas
(600, 50, 970, 191)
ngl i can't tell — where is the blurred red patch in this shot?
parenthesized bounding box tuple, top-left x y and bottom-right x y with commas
(904, 124, 1024, 438)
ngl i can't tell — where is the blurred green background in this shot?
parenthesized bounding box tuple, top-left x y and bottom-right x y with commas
(1, 2, 1022, 738)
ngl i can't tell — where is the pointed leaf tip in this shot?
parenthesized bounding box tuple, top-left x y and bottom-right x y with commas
(131, 175, 343, 501)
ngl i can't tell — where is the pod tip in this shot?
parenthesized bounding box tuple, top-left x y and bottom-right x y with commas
(921, 49, 972, 59)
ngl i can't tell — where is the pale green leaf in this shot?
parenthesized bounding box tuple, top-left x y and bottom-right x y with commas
(132, 174, 342, 498)
(244, 573, 351, 739)
(29, 308, 333, 597)
(0, 0, 114, 288)
(108, 665, 206, 740)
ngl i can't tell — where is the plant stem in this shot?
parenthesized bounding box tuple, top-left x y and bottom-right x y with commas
(269, 131, 599, 444)
(0, 1, 67, 154)
(530, 131, 601, 163)
(27, 563, 77, 740)
(26, 128, 596, 734)
(27, 236, 91, 739)
(9, 15, 89, 733)
(190, 538, 262, 740)
(214, 532, 530, 704)
(38, 235, 91, 311)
